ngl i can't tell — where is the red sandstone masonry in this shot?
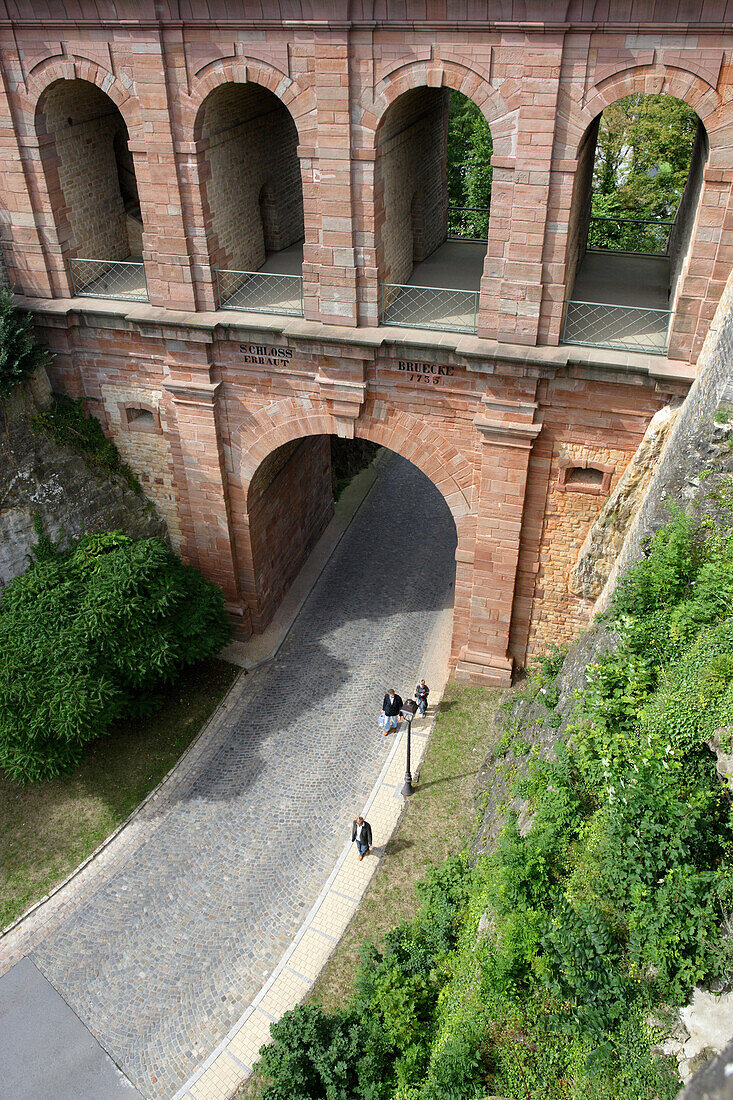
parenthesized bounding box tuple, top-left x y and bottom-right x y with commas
(3, 3, 728, 681)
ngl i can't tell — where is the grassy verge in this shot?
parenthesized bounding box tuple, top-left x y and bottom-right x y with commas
(0, 657, 239, 929)
(310, 680, 504, 1010)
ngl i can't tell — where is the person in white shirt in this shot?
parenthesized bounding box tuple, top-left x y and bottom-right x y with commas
(351, 815, 373, 860)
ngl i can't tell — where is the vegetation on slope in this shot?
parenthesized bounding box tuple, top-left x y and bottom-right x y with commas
(0, 287, 51, 399)
(251, 489, 733, 1099)
(34, 395, 143, 494)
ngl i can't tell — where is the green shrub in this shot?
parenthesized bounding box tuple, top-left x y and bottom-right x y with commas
(34, 395, 142, 493)
(0, 287, 52, 398)
(257, 1004, 365, 1100)
(0, 531, 232, 781)
(611, 510, 699, 619)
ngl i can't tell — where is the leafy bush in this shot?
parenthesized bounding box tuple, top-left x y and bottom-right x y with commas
(34, 395, 142, 493)
(0, 531, 232, 781)
(257, 1004, 365, 1100)
(0, 287, 52, 398)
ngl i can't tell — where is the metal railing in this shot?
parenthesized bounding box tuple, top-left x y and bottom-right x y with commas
(587, 215, 674, 256)
(562, 299, 671, 355)
(68, 258, 148, 302)
(215, 269, 304, 315)
(381, 282, 479, 334)
(447, 205, 490, 241)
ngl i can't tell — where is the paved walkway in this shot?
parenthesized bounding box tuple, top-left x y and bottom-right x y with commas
(0, 455, 457, 1100)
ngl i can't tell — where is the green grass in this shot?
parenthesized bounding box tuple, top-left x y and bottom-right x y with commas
(0, 658, 239, 929)
(310, 680, 504, 1010)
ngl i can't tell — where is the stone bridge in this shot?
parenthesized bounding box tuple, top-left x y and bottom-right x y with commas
(1, 0, 732, 681)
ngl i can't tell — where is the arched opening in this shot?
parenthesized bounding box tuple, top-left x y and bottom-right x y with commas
(375, 88, 492, 335)
(563, 93, 704, 355)
(196, 83, 305, 316)
(36, 79, 148, 302)
(241, 436, 457, 649)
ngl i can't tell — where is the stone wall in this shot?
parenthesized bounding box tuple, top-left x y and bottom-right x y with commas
(247, 435, 333, 631)
(375, 86, 449, 288)
(564, 116, 598, 300)
(598, 268, 733, 611)
(38, 80, 133, 261)
(669, 120, 709, 310)
(524, 439, 629, 654)
(0, 371, 166, 588)
(199, 82, 304, 272)
(3, 10, 733, 351)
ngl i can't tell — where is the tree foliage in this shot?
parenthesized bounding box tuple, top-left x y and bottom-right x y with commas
(590, 93, 699, 249)
(0, 531, 232, 782)
(447, 91, 493, 238)
(0, 287, 52, 399)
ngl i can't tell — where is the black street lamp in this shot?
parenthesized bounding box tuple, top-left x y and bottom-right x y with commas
(399, 698, 418, 797)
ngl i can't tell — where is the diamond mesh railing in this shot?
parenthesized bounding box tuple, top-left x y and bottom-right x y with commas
(215, 269, 304, 315)
(587, 216, 674, 255)
(381, 283, 479, 334)
(68, 258, 149, 302)
(447, 206, 490, 241)
(562, 299, 671, 354)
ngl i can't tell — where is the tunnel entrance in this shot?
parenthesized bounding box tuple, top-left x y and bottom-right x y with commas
(241, 435, 457, 640)
(195, 82, 305, 314)
(36, 78, 147, 301)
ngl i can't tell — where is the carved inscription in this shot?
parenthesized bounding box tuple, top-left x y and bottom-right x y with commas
(240, 343, 294, 366)
(396, 359, 455, 385)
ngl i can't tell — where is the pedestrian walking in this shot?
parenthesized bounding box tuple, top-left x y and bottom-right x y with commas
(415, 679, 430, 717)
(351, 815, 372, 860)
(380, 688, 403, 735)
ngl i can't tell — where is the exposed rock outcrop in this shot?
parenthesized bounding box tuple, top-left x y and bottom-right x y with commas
(0, 370, 166, 587)
(569, 403, 681, 600)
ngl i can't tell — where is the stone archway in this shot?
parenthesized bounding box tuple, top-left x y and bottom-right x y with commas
(231, 398, 476, 660)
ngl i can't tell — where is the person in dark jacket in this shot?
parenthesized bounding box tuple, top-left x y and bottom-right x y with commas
(352, 816, 373, 860)
(415, 680, 430, 717)
(381, 688, 403, 735)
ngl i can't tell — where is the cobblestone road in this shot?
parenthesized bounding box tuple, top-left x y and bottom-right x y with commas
(26, 455, 457, 1099)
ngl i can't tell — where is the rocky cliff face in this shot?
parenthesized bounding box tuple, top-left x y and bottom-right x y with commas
(0, 370, 166, 587)
(569, 403, 682, 601)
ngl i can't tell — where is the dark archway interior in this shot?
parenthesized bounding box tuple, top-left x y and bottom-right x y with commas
(37, 79, 141, 261)
(197, 82, 304, 274)
(244, 435, 457, 636)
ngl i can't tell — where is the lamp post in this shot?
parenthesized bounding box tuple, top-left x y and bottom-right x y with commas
(400, 698, 418, 797)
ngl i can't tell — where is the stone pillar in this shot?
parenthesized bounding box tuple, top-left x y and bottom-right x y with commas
(483, 39, 562, 345)
(303, 29, 359, 326)
(668, 166, 733, 362)
(455, 396, 542, 685)
(0, 55, 56, 298)
(131, 28, 196, 312)
(163, 378, 244, 621)
(314, 347, 370, 436)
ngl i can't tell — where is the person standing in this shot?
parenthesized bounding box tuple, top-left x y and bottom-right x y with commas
(415, 679, 430, 717)
(381, 688, 403, 735)
(351, 815, 372, 860)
